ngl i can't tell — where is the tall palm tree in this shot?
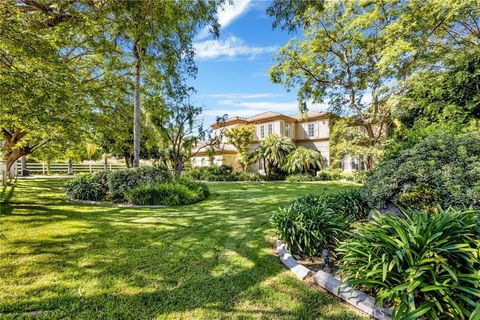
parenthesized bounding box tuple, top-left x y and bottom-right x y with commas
(257, 134, 295, 174)
(285, 146, 324, 174)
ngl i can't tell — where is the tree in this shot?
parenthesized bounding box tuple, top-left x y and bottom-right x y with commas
(285, 147, 323, 174)
(146, 102, 222, 176)
(256, 134, 295, 175)
(104, 0, 221, 167)
(224, 125, 255, 171)
(0, 1, 111, 172)
(268, 0, 480, 169)
(269, 0, 400, 170)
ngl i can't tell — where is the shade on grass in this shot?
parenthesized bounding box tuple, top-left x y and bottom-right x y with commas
(0, 179, 366, 319)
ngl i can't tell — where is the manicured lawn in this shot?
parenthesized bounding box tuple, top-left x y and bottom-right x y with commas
(0, 179, 365, 319)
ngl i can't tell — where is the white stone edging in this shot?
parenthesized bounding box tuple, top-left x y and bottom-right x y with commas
(275, 240, 392, 320)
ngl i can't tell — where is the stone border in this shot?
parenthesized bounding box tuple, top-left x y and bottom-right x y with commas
(67, 198, 166, 208)
(275, 240, 392, 320)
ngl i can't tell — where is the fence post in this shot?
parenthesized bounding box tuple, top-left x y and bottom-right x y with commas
(104, 156, 108, 170)
(0, 160, 7, 187)
(42, 163, 45, 175)
(89, 161, 92, 173)
(109, 163, 112, 170)
(67, 159, 73, 175)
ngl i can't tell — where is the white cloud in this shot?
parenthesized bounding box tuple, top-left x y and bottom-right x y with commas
(194, 36, 278, 60)
(202, 108, 260, 118)
(221, 100, 299, 112)
(197, 0, 252, 39)
(203, 92, 282, 99)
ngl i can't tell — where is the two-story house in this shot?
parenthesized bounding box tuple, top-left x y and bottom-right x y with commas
(191, 111, 336, 172)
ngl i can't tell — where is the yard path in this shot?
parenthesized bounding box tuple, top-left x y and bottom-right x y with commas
(0, 179, 366, 319)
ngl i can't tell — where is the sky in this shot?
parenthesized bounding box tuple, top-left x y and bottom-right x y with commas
(190, 0, 328, 125)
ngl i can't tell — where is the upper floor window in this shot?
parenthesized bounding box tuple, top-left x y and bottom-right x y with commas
(308, 123, 315, 138)
(267, 123, 273, 134)
(285, 123, 291, 137)
(260, 125, 265, 138)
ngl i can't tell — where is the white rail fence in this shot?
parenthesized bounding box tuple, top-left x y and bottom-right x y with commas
(16, 161, 126, 176)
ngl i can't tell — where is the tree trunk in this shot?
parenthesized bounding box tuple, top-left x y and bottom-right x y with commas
(173, 158, 184, 177)
(363, 123, 375, 170)
(67, 159, 73, 175)
(21, 156, 29, 177)
(133, 41, 142, 168)
(2, 128, 30, 172)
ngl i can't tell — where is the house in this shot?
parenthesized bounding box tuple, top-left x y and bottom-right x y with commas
(190, 111, 360, 173)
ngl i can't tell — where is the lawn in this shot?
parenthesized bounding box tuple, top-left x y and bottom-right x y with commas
(0, 179, 366, 320)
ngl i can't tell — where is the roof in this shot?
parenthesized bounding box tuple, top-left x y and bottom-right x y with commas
(212, 111, 330, 128)
(246, 111, 283, 122)
(290, 112, 328, 120)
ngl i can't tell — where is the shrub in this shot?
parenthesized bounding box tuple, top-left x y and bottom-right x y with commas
(126, 180, 209, 206)
(364, 133, 480, 210)
(184, 165, 239, 181)
(341, 171, 368, 184)
(237, 172, 263, 181)
(286, 174, 317, 182)
(108, 165, 172, 199)
(270, 194, 351, 257)
(317, 168, 344, 181)
(328, 189, 371, 221)
(175, 179, 210, 200)
(91, 170, 110, 194)
(338, 208, 480, 319)
(65, 175, 106, 201)
(263, 170, 287, 181)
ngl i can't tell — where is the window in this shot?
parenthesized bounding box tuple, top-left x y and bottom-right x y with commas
(201, 158, 206, 166)
(268, 123, 273, 134)
(351, 157, 359, 171)
(308, 123, 315, 138)
(260, 125, 265, 138)
(258, 159, 264, 170)
(285, 123, 291, 137)
(192, 159, 196, 165)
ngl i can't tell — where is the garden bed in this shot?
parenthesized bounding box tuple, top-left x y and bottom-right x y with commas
(275, 240, 393, 320)
(65, 166, 210, 206)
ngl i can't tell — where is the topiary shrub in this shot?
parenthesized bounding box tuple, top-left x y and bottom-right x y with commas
(286, 173, 317, 182)
(65, 175, 106, 201)
(364, 133, 480, 210)
(338, 208, 480, 319)
(270, 199, 349, 257)
(107, 165, 172, 200)
(126, 180, 209, 206)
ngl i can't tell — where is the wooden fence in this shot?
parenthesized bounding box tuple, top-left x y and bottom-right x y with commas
(16, 161, 126, 176)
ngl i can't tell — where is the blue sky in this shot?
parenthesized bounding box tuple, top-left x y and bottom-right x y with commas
(190, 0, 328, 125)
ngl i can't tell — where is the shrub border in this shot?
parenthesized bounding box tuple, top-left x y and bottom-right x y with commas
(67, 197, 167, 208)
(275, 240, 392, 320)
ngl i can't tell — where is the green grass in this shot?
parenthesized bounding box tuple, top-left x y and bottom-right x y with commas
(0, 179, 366, 319)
